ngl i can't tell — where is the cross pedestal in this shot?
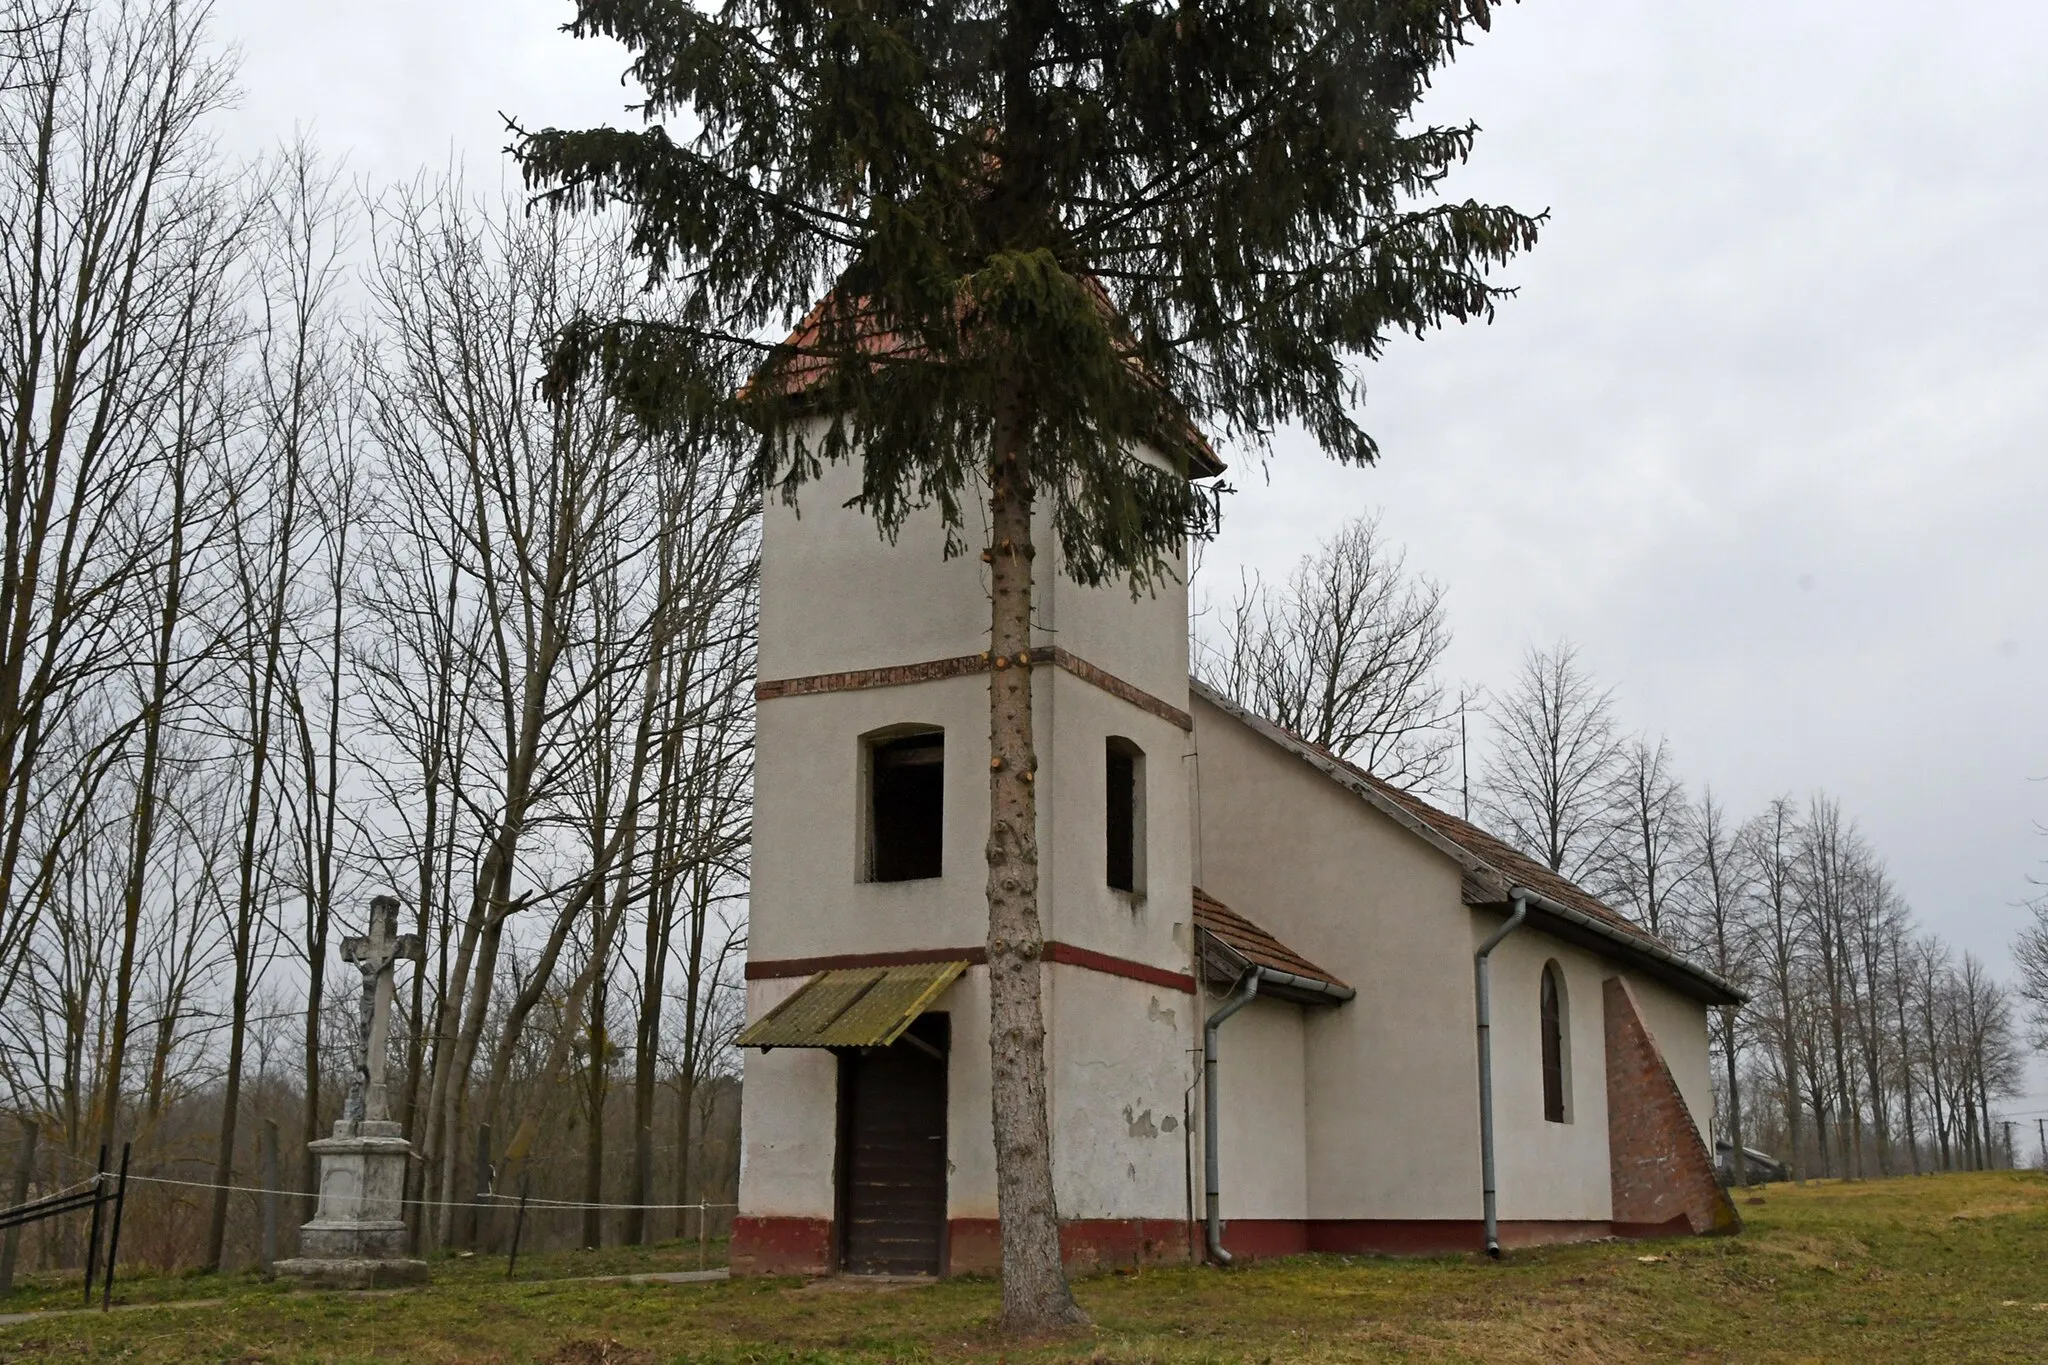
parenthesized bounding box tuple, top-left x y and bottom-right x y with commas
(278, 896, 430, 1289)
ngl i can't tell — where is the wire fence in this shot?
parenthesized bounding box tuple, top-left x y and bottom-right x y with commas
(2, 1167, 741, 1285)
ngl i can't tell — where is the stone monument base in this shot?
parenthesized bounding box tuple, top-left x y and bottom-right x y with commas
(277, 1119, 429, 1289)
(273, 1254, 429, 1289)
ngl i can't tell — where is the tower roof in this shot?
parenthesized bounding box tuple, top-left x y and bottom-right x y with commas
(746, 282, 1227, 480)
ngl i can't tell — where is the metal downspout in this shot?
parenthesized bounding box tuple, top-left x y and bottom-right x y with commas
(1203, 970, 1261, 1265)
(1475, 889, 1531, 1259)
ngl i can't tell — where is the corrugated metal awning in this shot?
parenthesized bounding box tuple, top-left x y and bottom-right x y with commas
(737, 959, 968, 1050)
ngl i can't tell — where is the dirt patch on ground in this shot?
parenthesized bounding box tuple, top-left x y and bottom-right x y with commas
(1948, 1200, 2037, 1222)
(542, 1339, 657, 1365)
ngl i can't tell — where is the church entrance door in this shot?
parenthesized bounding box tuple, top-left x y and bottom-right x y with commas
(836, 1012, 949, 1274)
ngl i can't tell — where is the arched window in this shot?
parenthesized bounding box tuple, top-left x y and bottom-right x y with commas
(1541, 962, 1570, 1124)
(1105, 737, 1146, 894)
(863, 727, 944, 881)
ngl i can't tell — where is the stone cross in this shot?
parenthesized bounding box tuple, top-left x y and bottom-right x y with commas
(340, 896, 423, 1132)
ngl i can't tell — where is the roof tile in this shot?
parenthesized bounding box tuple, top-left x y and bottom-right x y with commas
(1193, 887, 1347, 989)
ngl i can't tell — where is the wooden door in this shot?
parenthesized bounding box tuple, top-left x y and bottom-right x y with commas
(837, 1013, 948, 1275)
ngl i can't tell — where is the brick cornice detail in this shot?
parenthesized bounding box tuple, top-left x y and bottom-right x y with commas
(746, 941, 1195, 994)
(1041, 941, 1196, 993)
(755, 646, 1194, 731)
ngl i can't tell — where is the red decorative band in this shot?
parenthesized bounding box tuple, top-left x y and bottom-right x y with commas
(744, 946, 987, 979)
(747, 941, 1194, 994)
(755, 646, 1193, 731)
(1041, 647, 1193, 731)
(1042, 941, 1197, 994)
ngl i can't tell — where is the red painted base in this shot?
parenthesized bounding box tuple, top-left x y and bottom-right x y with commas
(946, 1218, 1196, 1275)
(729, 1212, 1698, 1276)
(729, 1215, 833, 1277)
(1220, 1218, 1615, 1258)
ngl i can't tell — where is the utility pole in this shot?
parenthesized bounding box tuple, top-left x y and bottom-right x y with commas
(2000, 1120, 2015, 1169)
(2036, 1118, 2045, 1171)
(1459, 687, 1471, 823)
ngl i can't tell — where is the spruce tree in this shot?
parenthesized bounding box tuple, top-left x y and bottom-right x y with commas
(519, 0, 1539, 1331)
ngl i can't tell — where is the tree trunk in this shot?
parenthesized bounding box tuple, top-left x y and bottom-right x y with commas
(1721, 1005, 1746, 1187)
(1892, 940, 1920, 1175)
(674, 873, 704, 1240)
(583, 965, 606, 1250)
(630, 649, 684, 1245)
(983, 412, 1084, 1332)
(0, 1118, 36, 1292)
(96, 454, 189, 1158)
(1778, 1012, 1804, 1183)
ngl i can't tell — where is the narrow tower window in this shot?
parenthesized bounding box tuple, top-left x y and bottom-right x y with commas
(1105, 737, 1145, 894)
(868, 731, 944, 881)
(1541, 961, 1570, 1124)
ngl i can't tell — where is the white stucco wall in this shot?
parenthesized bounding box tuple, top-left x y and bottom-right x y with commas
(1479, 928, 1616, 1221)
(750, 678, 996, 961)
(1035, 671, 1195, 974)
(1048, 967, 1195, 1219)
(736, 976, 840, 1219)
(758, 437, 1189, 698)
(1191, 695, 1488, 1219)
(1214, 995, 1308, 1221)
(1189, 695, 1718, 1226)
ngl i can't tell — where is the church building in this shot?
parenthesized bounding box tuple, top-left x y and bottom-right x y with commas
(729, 350, 1742, 1278)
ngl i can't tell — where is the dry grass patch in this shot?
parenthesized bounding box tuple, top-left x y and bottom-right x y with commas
(4, 1172, 2047, 1362)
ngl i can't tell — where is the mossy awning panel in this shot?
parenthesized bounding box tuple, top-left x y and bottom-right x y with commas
(737, 960, 968, 1049)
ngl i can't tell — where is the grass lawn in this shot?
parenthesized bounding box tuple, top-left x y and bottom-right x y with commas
(2, 1171, 2045, 1362)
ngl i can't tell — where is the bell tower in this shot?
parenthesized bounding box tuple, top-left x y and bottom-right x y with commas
(732, 422, 1217, 1276)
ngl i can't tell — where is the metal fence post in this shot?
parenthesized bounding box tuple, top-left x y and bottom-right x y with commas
(0, 1118, 36, 1294)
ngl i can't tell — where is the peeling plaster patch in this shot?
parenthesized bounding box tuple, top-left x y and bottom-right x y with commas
(1161, 1115, 1178, 1132)
(1124, 1106, 1159, 1139)
(1147, 996, 1178, 1029)
(1172, 920, 1191, 951)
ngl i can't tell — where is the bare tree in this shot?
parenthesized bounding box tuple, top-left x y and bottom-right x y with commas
(1690, 788, 1750, 1181)
(2013, 892, 2048, 1049)
(1610, 735, 1692, 938)
(0, 0, 237, 1031)
(1198, 511, 1453, 789)
(1744, 797, 1806, 1182)
(1477, 640, 1625, 885)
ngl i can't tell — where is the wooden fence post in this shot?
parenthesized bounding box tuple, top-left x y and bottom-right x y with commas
(81, 1144, 107, 1303)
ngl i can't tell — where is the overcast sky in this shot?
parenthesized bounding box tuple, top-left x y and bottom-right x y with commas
(211, 1, 2048, 1095)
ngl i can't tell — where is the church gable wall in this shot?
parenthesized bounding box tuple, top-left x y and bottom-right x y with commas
(1190, 694, 1479, 1220)
(1190, 694, 1719, 1232)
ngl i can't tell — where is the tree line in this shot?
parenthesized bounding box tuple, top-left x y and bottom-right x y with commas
(1200, 515, 2030, 1181)
(0, 0, 757, 1277)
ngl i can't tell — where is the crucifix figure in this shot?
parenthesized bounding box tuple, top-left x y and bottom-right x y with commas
(340, 896, 424, 1132)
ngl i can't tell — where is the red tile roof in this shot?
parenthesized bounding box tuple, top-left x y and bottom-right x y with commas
(1193, 886, 1347, 990)
(745, 282, 1227, 479)
(1188, 679, 1743, 1007)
